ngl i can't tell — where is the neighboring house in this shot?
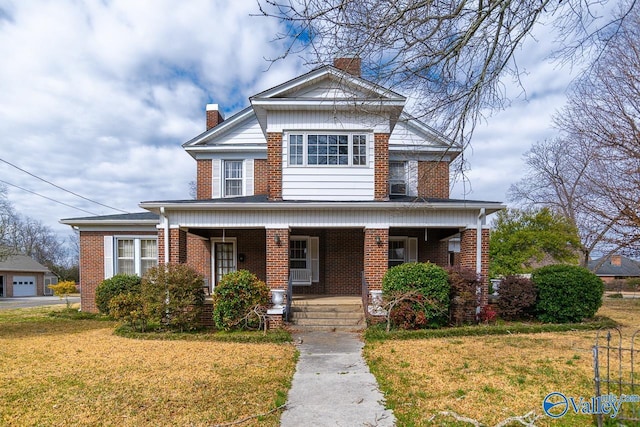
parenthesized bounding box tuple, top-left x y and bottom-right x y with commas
(588, 254, 640, 284)
(61, 58, 505, 321)
(0, 253, 57, 297)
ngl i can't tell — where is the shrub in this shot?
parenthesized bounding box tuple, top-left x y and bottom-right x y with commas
(108, 293, 148, 331)
(95, 274, 142, 315)
(142, 264, 205, 332)
(447, 267, 481, 325)
(212, 270, 269, 330)
(48, 280, 78, 308)
(532, 264, 604, 323)
(382, 262, 450, 329)
(496, 275, 537, 321)
(479, 305, 498, 324)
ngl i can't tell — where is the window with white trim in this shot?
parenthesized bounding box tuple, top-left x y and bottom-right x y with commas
(389, 161, 407, 196)
(116, 238, 158, 276)
(223, 160, 243, 197)
(289, 236, 319, 284)
(388, 237, 418, 268)
(287, 133, 368, 166)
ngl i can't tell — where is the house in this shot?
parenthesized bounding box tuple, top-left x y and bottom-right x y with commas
(0, 253, 57, 297)
(61, 58, 505, 324)
(588, 254, 640, 285)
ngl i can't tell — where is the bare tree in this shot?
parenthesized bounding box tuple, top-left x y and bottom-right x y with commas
(511, 3, 640, 266)
(257, 0, 636, 146)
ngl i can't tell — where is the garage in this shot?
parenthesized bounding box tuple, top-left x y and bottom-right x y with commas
(13, 276, 37, 297)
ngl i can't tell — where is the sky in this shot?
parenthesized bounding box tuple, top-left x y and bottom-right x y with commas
(0, 1, 596, 237)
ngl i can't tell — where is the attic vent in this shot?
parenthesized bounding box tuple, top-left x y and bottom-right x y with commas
(333, 57, 361, 77)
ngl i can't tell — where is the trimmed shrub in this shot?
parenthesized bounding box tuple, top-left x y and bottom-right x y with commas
(212, 270, 270, 330)
(109, 293, 148, 331)
(141, 264, 205, 332)
(496, 275, 537, 321)
(382, 262, 450, 329)
(95, 274, 142, 315)
(532, 264, 604, 323)
(447, 267, 481, 325)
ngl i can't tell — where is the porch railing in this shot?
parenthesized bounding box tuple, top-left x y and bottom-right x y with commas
(290, 268, 312, 285)
(285, 275, 293, 322)
(361, 271, 369, 318)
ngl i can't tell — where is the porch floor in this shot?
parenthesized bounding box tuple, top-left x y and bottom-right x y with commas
(291, 295, 361, 305)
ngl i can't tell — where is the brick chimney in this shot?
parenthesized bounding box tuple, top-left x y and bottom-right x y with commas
(206, 104, 225, 130)
(333, 57, 361, 77)
(611, 254, 622, 267)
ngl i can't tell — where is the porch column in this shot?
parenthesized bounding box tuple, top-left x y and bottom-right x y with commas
(364, 228, 388, 290)
(459, 226, 490, 306)
(266, 228, 289, 290)
(158, 227, 187, 265)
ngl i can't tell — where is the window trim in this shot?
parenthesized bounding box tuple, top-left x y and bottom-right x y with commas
(114, 237, 158, 276)
(389, 161, 407, 196)
(222, 160, 244, 197)
(388, 236, 418, 268)
(287, 132, 369, 167)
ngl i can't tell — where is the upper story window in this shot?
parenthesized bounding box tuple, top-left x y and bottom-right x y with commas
(389, 161, 407, 196)
(224, 160, 243, 197)
(288, 133, 368, 167)
(116, 238, 158, 276)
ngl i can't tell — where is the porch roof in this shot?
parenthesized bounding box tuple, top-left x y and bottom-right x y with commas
(139, 194, 504, 214)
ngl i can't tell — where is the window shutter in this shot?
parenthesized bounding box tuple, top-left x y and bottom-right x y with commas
(245, 159, 254, 196)
(408, 237, 418, 263)
(408, 161, 418, 197)
(212, 159, 221, 198)
(310, 237, 320, 282)
(104, 236, 114, 279)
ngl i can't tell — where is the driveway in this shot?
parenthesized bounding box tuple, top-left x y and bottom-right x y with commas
(0, 296, 81, 310)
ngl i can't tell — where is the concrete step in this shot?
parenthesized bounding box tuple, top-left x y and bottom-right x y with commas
(288, 299, 365, 331)
(291, 304, 362, 313)
(291, 310, 363, 319)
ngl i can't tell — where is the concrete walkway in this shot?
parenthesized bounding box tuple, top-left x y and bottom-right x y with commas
(280, 331, 395, 427)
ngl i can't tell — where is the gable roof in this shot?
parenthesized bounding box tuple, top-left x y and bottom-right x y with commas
(588, 255, 640, 277)
(0, 253, 50, 273)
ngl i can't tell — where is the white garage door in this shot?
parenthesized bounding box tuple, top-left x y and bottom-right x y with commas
(13, 276, 36, 297)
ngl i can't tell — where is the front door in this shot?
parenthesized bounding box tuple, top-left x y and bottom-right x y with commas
(213, 239, 236, 288)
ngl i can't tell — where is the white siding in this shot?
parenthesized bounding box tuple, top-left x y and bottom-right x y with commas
(208, 115, 265, 146)
(166, 207, 481, 229)
(267, 110, 390, 133)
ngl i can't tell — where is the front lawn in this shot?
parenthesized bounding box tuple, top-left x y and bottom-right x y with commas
(364, 298, 640, 426)
(0, 306, 296, 426)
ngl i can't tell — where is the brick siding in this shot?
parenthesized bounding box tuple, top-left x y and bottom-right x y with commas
(266, 228, 289, 290)
(459, 227, 490, 306)
(374, 134, 390, 201)
(364, 228, 389, 290)
(196, 159, 212, 199)
(206, 109, 224, 130)
(418, 161, 449, 199)
(333, 57, 361, 77)
(266, 133, 283, 200)
(254, 159, 268, 196)
(79, 230, 157, 313)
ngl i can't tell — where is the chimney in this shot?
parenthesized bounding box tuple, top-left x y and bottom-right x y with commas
(611, 254, 622, 267)
(206, 104, 225, 130)
(333, 57, 361, 77)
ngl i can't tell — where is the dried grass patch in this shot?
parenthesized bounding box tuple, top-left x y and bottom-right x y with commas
(0, 307, 296, 426)
(365, 298, 640, 426)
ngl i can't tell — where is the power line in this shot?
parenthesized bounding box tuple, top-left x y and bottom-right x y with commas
(0, 179, 99, 216)
(0, 157, 129, 213)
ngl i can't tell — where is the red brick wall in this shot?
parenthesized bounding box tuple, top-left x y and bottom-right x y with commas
(391, 228, 449, 267)
(364, 228, 388, 290)
(333, 57, 361, 77)
(267, 133, 283, 201)
(196, 159, 212, 200)
(79, 230, 157, 313)
(460, 227, 490, 306)
(186, 235, 211, 285)
(418, 161, 449, 199)
(324, 229, 363, 295)
(266, 228, 289, 290)
(254, 159, 268, 196)
(374, 133, 390, 201)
